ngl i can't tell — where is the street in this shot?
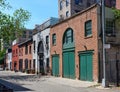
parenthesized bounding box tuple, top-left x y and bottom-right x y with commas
(0, 71, 119, 92)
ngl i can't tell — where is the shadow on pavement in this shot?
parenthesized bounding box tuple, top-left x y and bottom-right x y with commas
(0, 79, 34, 91)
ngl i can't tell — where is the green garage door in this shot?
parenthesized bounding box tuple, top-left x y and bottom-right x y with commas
(52, 55, 59, 76)
(63, 51, 75, 79)
(79, 51, 93, 81)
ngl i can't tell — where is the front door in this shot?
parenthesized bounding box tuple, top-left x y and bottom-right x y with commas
(39, 54, 44, 74)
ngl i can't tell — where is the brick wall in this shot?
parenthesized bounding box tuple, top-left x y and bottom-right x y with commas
(116, 0, 120, 10)
(18, 41, 33, 70)
(12, 44, 19, 71)
(50, 5, 99, 81)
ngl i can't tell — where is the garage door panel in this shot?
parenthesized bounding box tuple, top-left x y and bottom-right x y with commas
(80, 54, 87, 80)
(86, 54, 93, 81)
(63, 52, 69, 78)
(63, 51, 75, 78)
(52, 55, 59, 76)
(79, 52, 93, 81)
(69, 51, 75, 79)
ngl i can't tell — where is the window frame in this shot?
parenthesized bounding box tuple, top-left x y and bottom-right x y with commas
(66, 0, 69, 6)
(60, 1, 63, 10)
(85, 20, 92, 37)
(52, 34, 56, 45)
(66, 11, 69, 18)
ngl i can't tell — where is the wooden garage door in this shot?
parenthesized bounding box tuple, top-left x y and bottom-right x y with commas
(63, 51, 75, 79)
(79, 51, 93, 81)
(52, 55, 59, 76)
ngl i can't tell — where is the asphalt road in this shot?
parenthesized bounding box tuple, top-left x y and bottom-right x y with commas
(0, 71, 119, 92)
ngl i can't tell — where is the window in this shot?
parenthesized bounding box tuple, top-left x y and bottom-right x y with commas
(19, 49, 21, 56)
(105, 19, 115, 35)
(63, 28, 73, 44)
(66, 11, 69, 17)
(22, 48, 23, 56)
(85, 20, 92, 37)
(66, 0, 69, 6)
(16, 49, 18, 56)
(29, 60, 31, 69)
(33, 41, 36, 53)
(75, 0, 83, 5)
(52, 34, 56, 45)
(29, 46, 31, 54)
(33, 59, 36, 69)
(60, 1, 63, 10)
(46, 35, 49, 44)
(87, 1, 90, 7)
(25, 45, 28, 54)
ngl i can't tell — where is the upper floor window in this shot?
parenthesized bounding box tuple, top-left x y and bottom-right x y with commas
(46, 35, 49, 44)
(105, 19, 115, 36)
(33, 41, 36, 53)
(25, 45, 28, 55)
(66, 0, 69, 6)
(66, 11, 69, 17)
(85, 20, 92, 37)
(52, 34, 56, 45)
(60, 1, 63, 10)
(16, 49, 18, 56)
(75, 0, 83, 5)
(63, 28, 73, 44)
(29, 45, 31, 54)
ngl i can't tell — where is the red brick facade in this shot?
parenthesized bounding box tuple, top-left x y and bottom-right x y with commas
(12, 44, 19, 71)
(50, 5, 99, 81)
(18, 39, 33, 71)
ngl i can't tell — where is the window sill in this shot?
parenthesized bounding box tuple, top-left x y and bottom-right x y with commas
(52, 44, 56, 46)
(85, 35, 93, 39)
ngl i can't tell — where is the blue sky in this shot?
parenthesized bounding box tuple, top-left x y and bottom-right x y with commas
(6, 0, 58, 29)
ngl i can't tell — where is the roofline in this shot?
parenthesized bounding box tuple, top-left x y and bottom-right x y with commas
(18, 38, 33, 47)
(51, 4, 98, 28)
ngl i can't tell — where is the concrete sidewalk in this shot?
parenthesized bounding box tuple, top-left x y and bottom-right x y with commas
(45, 76, 98, 88)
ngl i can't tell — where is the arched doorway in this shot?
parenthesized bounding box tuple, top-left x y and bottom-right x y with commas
(38, 41, 44, 74)
(62, 28, 75, 79)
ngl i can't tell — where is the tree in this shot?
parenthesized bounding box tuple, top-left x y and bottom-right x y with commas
(0, 0, 31, 48)
(112, 8, 120, 30)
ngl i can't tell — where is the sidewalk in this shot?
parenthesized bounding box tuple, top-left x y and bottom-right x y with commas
(40, 76, 98, 88)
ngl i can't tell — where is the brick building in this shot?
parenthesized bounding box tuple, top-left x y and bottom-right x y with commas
(18, 38, 33, 72)
(51, 4, 99, 81)
(50, 4, 120, 83)
(12, 40, 19, 71)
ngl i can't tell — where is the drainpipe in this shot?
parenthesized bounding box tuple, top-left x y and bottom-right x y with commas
(101, 0, 109, 87)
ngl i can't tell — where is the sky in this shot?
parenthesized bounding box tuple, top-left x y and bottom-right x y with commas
(5, 0, 58, 29)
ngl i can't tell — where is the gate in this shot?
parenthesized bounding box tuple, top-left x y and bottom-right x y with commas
(106, 52, 120, 86)
(99, 51, 120, 86)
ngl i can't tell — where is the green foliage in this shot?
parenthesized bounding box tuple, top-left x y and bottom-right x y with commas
(0, 49, 5, 64)
(112, 8, 120, 20)
(0, 0, 31, 48)
(112, 8, 120, 30)
(0, 0, 11, 9)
